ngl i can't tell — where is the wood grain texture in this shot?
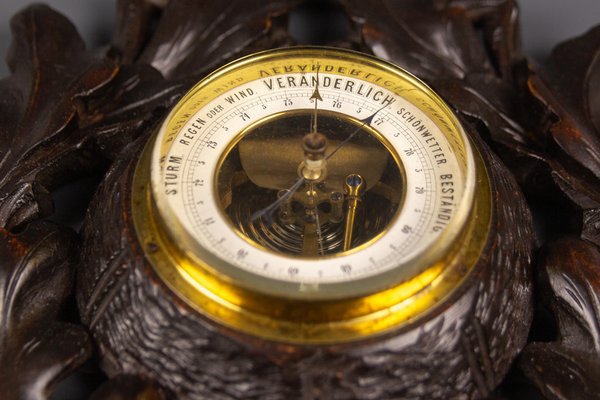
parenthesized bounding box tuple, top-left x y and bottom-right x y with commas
(520, 238, 600, 400)
(0, 4, 118, 231)
(72, 0, 538, 398)
(6, 0, 586, 398)
(511, 26, 600, 246)
(77, 118, 533, 399)
(501, 24, 600, 399)
(0, 1, 305, 398)
(0, 5, 113, 398)
(0, 221, 92, 400)
(90, 374, 167, 400)
(345, 0, 526, 151)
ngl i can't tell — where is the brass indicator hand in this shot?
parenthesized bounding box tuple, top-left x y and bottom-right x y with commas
(314, 207, 324, 255)
(343, 174, 365, 251)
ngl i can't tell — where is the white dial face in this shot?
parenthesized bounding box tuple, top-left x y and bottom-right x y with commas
(151, 51, 474, 295)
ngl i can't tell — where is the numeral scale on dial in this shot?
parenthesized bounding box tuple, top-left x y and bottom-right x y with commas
(154, 70, 465, 285)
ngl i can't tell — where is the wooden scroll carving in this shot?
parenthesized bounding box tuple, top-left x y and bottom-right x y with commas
(0, 1, 597, 399)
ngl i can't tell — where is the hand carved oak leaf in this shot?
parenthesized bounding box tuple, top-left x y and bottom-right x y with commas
(521, 343, 600, 400)
(351, 0, 502, 78)
(527, 27, 600, 185)
(520, 27, 600, 246)
(134, 0, 302, 80)
(520, 238, 600, 400)
(346, 0, 529, 154)
(74, 63, 188, 161)
(0, 4, 118, 231)
(111, 0, 167, 66)
(72, 0, 305, 163)
(0, 221, 91, 400)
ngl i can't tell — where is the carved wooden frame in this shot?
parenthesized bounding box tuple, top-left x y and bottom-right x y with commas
(0, 1, 599, 399)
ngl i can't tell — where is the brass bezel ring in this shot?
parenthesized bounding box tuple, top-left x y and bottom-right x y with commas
(132, 47, 492, 344)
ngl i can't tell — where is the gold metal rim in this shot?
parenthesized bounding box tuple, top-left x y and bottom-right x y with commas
(146, 47, 479, 301)
(133, 135, 490, 344)
(131, 47, 492, 344)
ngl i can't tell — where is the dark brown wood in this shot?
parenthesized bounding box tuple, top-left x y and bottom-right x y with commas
(90, 375, 166, 400)
(345, 0, 527, 150)
(74, 1, 539, 397)
(6, 0, 600, 398)
(0, 221, 92, 400)
(484, 24, 600, 399)
(0, 1, 305, 397)
(76, 114, 533, 400)
(0, 5, 118, 231)
(0, 5, 113, 398)
(500, 24, 600, 245)
(520, 238, 600, 400)
(133, 0, 302, 80)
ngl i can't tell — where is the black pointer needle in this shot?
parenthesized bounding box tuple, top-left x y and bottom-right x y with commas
(325, 104, 388, 160)
(250, 177, 305, 223)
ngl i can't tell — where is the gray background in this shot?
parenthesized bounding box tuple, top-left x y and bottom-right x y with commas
(1, 0, 600, 77)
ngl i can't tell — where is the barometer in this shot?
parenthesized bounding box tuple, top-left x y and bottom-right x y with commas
(79, 47, 533, 398)
(138, 46, 481, 340)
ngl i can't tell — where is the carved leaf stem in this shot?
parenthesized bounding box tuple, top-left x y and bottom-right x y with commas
(520, 238, 600, 400)
(0, 222, 91, 400)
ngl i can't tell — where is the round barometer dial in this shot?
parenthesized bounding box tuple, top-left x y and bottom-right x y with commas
(133, 47, 490, 343)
